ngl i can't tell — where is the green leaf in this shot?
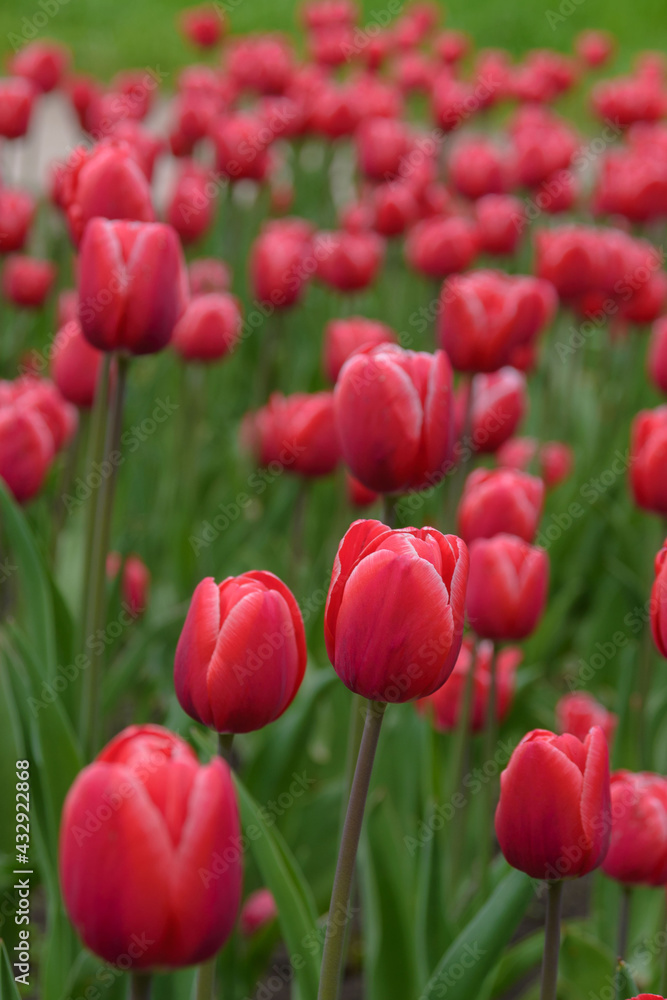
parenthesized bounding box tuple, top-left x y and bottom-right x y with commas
(0, 939, 22, 999)
(234, 775, 321, 1000)
(0, 652, 25, 856)
(489, 929, 543, 998)
(420, 868, 535, 1000)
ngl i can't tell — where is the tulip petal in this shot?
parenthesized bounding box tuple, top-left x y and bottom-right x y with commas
(174, 577, 220, 727)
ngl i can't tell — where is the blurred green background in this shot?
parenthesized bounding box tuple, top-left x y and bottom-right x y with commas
(1, 0, 667, 82)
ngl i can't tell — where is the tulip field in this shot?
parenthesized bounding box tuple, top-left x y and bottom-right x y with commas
(5, 4, 667, 1000)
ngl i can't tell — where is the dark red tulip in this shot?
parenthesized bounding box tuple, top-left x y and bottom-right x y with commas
(60, 725, 241, 968)
(10, 41, 68, 93)
(210, 114, 272, 182)
(2, 255, 55, 308)
(495, 727, 611, 880)
(405, 215, 478, 279)
(189, 258, 231, 296)
(602, 771, 667, 886)
(456, 367, 527, 455)
(249, 219, 313, 307)
(323, 316, 396, 383)
(630, 407, 667, 515)
(166, 161, 216, 245)
(0, 403, 54, 502)
(556, 693, 617, 746)
(172, 293, 242, 363)
(240, 889, 278, 937)
(315, 230, 384, 292)
(310, 81, 360, 139)
(651, 538, 667, 658)
(78, 218, 187, 355)
(175, 572, 306, 733)
(467, 534, 549, 640)
(180, 4, 225, 47)
(325, 519, 469, 701)
(458, 468, 544, 545)
(242, 391, 341, 477)
(0, 77, 35, 139)
(334, 344, 453, 494)
(51, 321, 104, 409)
(417, 637, 522, 733)
(371, 183, 419, 237)
(475, 195, 524, 256)
(0, 188, 35, 253)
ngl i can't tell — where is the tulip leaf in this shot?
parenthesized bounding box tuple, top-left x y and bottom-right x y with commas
(489, 929, 543, 997)
(420, 867, 535, 1000)
(0, 649, 26, 857)
(0, 939, 22, 999)
(0, 481, 56, 677)
(234, 775, 321, 1000)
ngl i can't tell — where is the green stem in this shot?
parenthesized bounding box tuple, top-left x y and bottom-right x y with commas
(382, 494, 397, 529)
(448, 637, 477, 893)
(80, 354, 129, 759)
(480, 644, 497, 898)
(130, 973, 152, 1000)
(196, 958, 216, 1000)
(540, 881, 563, 1000)
(218, 732, 235, 764)
(318, 700, 387, 1000)
(617, 885, 632, 967)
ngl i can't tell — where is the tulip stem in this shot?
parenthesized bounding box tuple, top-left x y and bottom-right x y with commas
(616, 885, 632, 965)
(218, 732, 234, 764)
(382, 495, 397, 529)
(130, 973, 152, 999)
(448, 639, 476, 896)
(540, 880, 563, 1000)
(480, 644, 498, 898)
(318, 700, 387, 1000)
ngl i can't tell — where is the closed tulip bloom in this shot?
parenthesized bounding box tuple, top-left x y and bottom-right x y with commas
(57, 288, 79, 326)
(241, 391, 340, 477)
(211, 114, 272, 182)
(475, 194, 524, 256)
(172, 293, 241, 363)
(249, 220, 313, 307)
(175, 572, 307, 733)
(467, 534, 549, 640)
(346, 471, 379, 508)
(556, 692, 617, 746)
(325, 519, 469, 701)
(323, 316, 396, 383)
(648, 317, 667, 393)
(334, 344, 454, 494)
(575, 30, 614, 69)
(180, 4, 225, 47)
(0, 404, 54, 502)
(405, 215, 478, 280)
(315, 230, 384, 293)
(495, 727, 611, 880)
(601, 771, 667, 886)
(189, 258, 231, 296)
(0, 77, 35, 139)
(458, 468, 544, 544)
(0, 188, 35, 252)
(356, 116, 413, 182)
(240, 889, 278, 937)
(371, 183, 419, 238)
(226, 35, 294, 96)
(11, 41, 68, 92)
(417, 637, 522, 733)
(630, 407, 667, 515)
(449, 138, 515, 200)
(2, 256, 55, 308)
(651, 539, 667, 657)
(107, 553, 150, 617)
(497, 436, 574, 489)
(13, 377, 77, 452)
(457, 367, 527, 455)
(166, 162, 216, 245)
(78, 218, 187, 355)
(51, 321, 104, 409)
(60, 725, 241, 968)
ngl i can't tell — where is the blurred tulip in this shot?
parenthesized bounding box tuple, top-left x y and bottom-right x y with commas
(249, 219, 313, 307)
(12, 377, 77, 451)
(2, 256, 55, 308)
(497, 436, 573, 489)
(51, 321, 104, 409)
(456, 367, 527, 455)
(226, 35, 294, 95)
(405, 215, 478, 279)
(602, 771, 667, 886)
(315, 230, 384, 292)
(0, 188, 35, 253)
(239, 889, 278, 937)
(475, 194, 524, 256)
(0, 77, 35, 139)
(356, 117, 413, 181)
(189, 258, 231, 296)
(651, 539, 667, 658)
(335, 344, 453, 493)
(649, 318, 667, 394)
(345, 471, 379, 508)
(107, 552, 150, 616)
(175, 572, 306, 732)
(575, 30, 614, 68)
(166, 161, 216, 245)
(556, 692, 617, 746)
(371, 183, 419, 237)
(211, 113, 272, 182)
(172, 293, 242, 363)
(180, 4, 225, 47)
(325, 519, 469, 701)
(511, 106, 578, 187)
(458, 468, 544, 544)
(630, 406, 667, 515)
(417, 637, 522, 733)
(57, 289, 79, 326)
(10, 41, 68, 92)
(60, 725, 241, 968)
(449, 137, 515, 200)
(78, 218, 187, 355)
(467, 534, 549, 640)
(0, 404, 54, 502)
(592, 75, 666, 127)
(242, 391, 341, 477)
(495, 727, 611, 880)
(323, 316, 396, 382)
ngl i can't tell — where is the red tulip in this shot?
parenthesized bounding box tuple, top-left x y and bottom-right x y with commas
(180, 4, 225, 47)
(475, 195, 524, 256)
(172, 293, 241, 363)
(345, 471, 379, 508)
(371, 183, 419, 238)
(12, 377, 77, 452)
(432, 75, 477, 133)
(334, 344, 453, 494)
(0, 77, 35, 139)
(457, 367, 527, 455)
(575, 30, 614, 69)
(51, 321, 104, 409)
(10, 41, 68, 92)
(242, 391, 341, 477)
(60, 725, 241, 968)
(325, 519, 469, 701)
(315, 230, 384, 292)
(57, 288, 79, 326)
(651, 539, 667, 658)
(189, 258, 231, 296)
(417, 637, 521, 733)
(510, 106, 578, 188)
(356, 117, 413, 182)
(458, 468, 544, 544)
(601, 771, 667, 886)
(435, 30, 470, 64)
(648, 317, 667, 393)
(0, 404, 54, 502)
(630, 406, 667, 515)
(323, 316, 396, 383)
(239, 888, 278, 937)
(107, 552, 150, 616)
(211, 114, 273, 182)
(78, 218, 187, 355)
(393, 52, 438, 95)
(497, 436, 573, 489)
(301, 0, 357, 31)
(592, 75, 666, 128)
(60, 142, 155, 246)
(495, 727, 611, 880)
(405, 215, 478, 279)
(311, 81, 360, 139)
(175, 572, 306, 733)
(249, 219, 313, 307)
(556, 693, 617, 746)
(467, 534, 549, 640)
(166, 161, 216, 245)
(0, 187, 35, 253)
(2, 255, 55, 308)
(226, 36, 294, 96)
(449, 137, 515, 201)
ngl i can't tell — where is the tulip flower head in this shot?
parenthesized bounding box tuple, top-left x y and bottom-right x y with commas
(458, 468, 544, 545)
(602, 770, 667, 886)
(556, 692, 617, 747)
(467, 533, 549, 640)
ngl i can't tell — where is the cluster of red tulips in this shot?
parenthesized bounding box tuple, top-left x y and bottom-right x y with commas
(3, 4, 667, 1000)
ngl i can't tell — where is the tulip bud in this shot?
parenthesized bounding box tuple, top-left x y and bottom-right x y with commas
(449, 137, 515, 200)
(180, 4, 225, 47)
(211, 114, 272, 182)
(315, 230, 384, 293)
(630, 406, 667, 515)
(371, 183, 419, 238)
(2, 255, 56, 308)
(648, 316, 667, 394)
(60, 725, 241, 968)
(78, 218, 188, 355)
(346, 471, 379, 508)
(10, 41, 68, 93)
(417, 637, 521, 733)
(12, 377, 77, 452)
(239, 888, 278, 937)
(356, 117, 413, 182)
(172, 293, 242, 363)
(325, 519, 469, 701)
(0, 188, 35, 253)
(651, 539, 667, 657)
(0, 77, 35, 139)
(107, 553, 151, 617)
(249, 219, 313, 307)
(405, 215, 478, 280)
(51, 321, 104, 409)
(323, 316, 396, 383)
(575, 30, 614, 68)
(496, 436, 573, 489)
(467, 534, 549, 640)
(555, 692, 617, 746)
(166, 161, 216, 245)
(0, 404, 54, 503)
(175, 572, 307, 733)
(495, 727, 611, 880)
(475, 194, 524, 256)
(242, 391, 340, 478)
(601, 771, 667, 886)
(456, 367, 527, 455)
(458, 468, 544, 544)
